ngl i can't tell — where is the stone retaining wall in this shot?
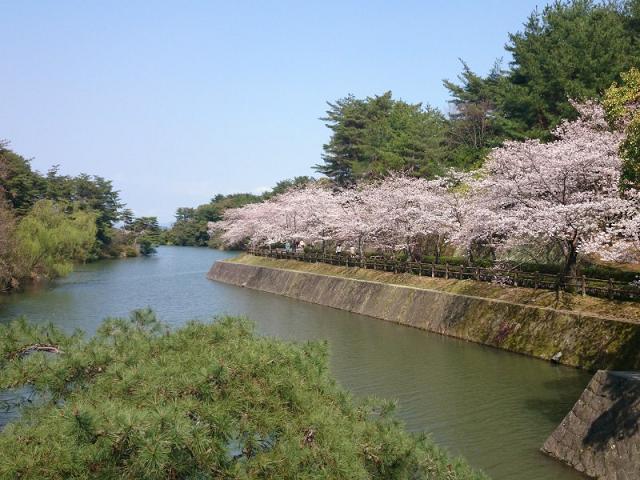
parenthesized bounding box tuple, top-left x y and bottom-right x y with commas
(542, 371, 640, 479)
(207, 260, 640, 371)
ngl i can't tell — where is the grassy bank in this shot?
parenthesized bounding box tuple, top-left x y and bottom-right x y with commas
(231, 255, 640, 324)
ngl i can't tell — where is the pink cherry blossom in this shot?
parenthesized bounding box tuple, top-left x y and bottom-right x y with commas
(215, 101, 639, 272)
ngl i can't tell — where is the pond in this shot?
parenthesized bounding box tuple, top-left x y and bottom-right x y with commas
(0, 246, 590, 480)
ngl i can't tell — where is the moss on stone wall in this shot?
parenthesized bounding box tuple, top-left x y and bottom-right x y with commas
(209, 256, 640, 371)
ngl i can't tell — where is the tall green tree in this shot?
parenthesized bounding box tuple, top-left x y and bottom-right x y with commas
(315, 92, 448, 185)
(0, 145, 14, 289)
(443, 61, 522, 167)
(126, 216, 162, 255)
(0, 142, 46, 215)
(504, 0, 640, 136)
(445, 0, 640, 144)
(45, 168, 123, 248)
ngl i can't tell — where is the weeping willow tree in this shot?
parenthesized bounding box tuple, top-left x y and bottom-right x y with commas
(0, 311, 487, 480)
(14, 199, 97, 279)
(0, 201, 17, 290)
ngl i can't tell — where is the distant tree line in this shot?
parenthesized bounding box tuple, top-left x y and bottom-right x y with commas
(165, 177, 315, 247)
(0, 142, 160, 291)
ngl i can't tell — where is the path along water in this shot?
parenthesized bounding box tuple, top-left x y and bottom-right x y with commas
(0, 246, 590, 480)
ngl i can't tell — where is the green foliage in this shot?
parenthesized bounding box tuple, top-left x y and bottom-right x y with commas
(108, 215, 162, 257)
(137, 237, 157, 256)
(0, 312, 486, 480)
(443, 61, 526, 166)
(444, 0, 640, 145)
(315, 92, 449, 185)
(505, 0, 640, 136)
(0, 201, 17, 290)
(0, 142, 47, 215)
(0, 142, 125, 255)
(265, 176, 315, 198)
(0, 141, 150, 287)
(14, 200, 97, 278)
(45, 167, 123, 248)
(603, 67, 640, 189)
(167, 218, 211, 246)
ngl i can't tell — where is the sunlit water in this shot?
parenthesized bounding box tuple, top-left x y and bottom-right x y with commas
(0, 246, 590, 479)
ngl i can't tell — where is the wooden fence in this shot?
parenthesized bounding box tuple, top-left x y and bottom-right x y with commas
(248, 249, 640, 302)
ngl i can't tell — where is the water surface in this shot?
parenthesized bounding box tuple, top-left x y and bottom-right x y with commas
(0, 246, 590, 479)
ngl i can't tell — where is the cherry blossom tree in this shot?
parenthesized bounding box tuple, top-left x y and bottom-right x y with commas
(215, 101, 639, 275)
(363, 174, 432, 257)
(214, 184, 340, 249)
(478, 101, 633, 278)
(274, 184, 338, 250)
(329, 183, 382, 258)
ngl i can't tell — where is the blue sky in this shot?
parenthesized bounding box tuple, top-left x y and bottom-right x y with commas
(1, 1, 543, 223)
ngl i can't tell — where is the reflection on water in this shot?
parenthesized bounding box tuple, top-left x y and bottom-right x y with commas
(0, 246, 590, 480)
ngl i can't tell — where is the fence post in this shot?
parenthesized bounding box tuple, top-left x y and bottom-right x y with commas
(581, 275, 586, 296)
(445, 263, 449, 280)
(514, 271, 518, 287)
(459, 265, 463, 280)
(418, 263, 422, 276)
(475, 267, 480, 281)
(431, 262, 435, 278)
(608, 278, 614, 299)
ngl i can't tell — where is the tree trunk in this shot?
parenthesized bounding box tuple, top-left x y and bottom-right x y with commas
(562, 241, 579, 291)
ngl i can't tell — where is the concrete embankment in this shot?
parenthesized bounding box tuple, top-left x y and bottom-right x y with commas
(207, 259, 640, 370)
(543, 371, 640, 479)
